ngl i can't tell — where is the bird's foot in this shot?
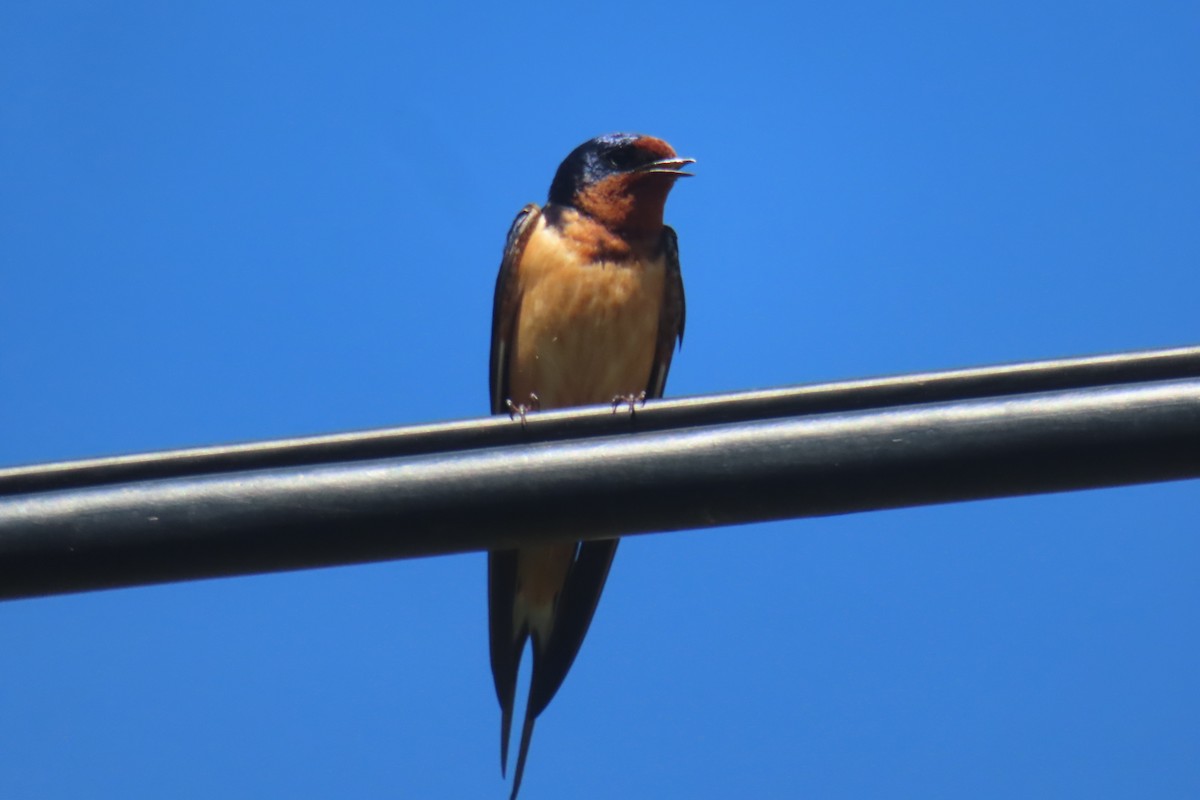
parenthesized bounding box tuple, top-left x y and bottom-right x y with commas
(506, 393, 540, 428)
(611, 391, 647, 417)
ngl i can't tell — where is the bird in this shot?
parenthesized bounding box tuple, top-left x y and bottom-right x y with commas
(487, 132, 692, 798)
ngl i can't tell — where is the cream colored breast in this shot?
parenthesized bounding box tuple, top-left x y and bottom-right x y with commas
(510, 216, 666, 409)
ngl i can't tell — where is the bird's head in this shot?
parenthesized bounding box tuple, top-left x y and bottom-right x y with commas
(547, 133, 693, 239)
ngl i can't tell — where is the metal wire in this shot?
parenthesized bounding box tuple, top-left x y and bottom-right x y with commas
(1, 345, 1198, 601)
(4, 344, 1200, 497)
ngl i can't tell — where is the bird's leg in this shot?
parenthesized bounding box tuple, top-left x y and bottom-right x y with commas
(611, 390, 647, 416)
(506, 392, 541, 428)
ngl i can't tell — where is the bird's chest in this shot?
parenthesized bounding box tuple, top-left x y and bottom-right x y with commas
(512, 238, 665, 409)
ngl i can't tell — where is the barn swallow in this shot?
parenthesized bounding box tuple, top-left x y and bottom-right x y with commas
(488, 133, 691, 798)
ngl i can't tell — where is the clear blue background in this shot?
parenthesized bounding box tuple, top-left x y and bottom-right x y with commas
(2, 2, 1198, 798)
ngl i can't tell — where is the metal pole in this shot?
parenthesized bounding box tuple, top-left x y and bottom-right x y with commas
(4, 344, 1200, 497)
(1, 378, 1197, 601)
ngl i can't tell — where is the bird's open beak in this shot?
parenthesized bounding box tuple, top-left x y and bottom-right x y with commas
(635, 157, 696, 177)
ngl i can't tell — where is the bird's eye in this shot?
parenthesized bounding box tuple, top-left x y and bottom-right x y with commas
(605, 146, 639, 170)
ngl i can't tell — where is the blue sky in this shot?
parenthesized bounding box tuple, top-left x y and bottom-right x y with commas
(2, 2, 1198, 798)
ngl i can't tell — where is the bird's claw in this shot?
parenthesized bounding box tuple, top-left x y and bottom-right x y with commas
(506, 392, 541, 428)
(611, 391, 647, 416)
